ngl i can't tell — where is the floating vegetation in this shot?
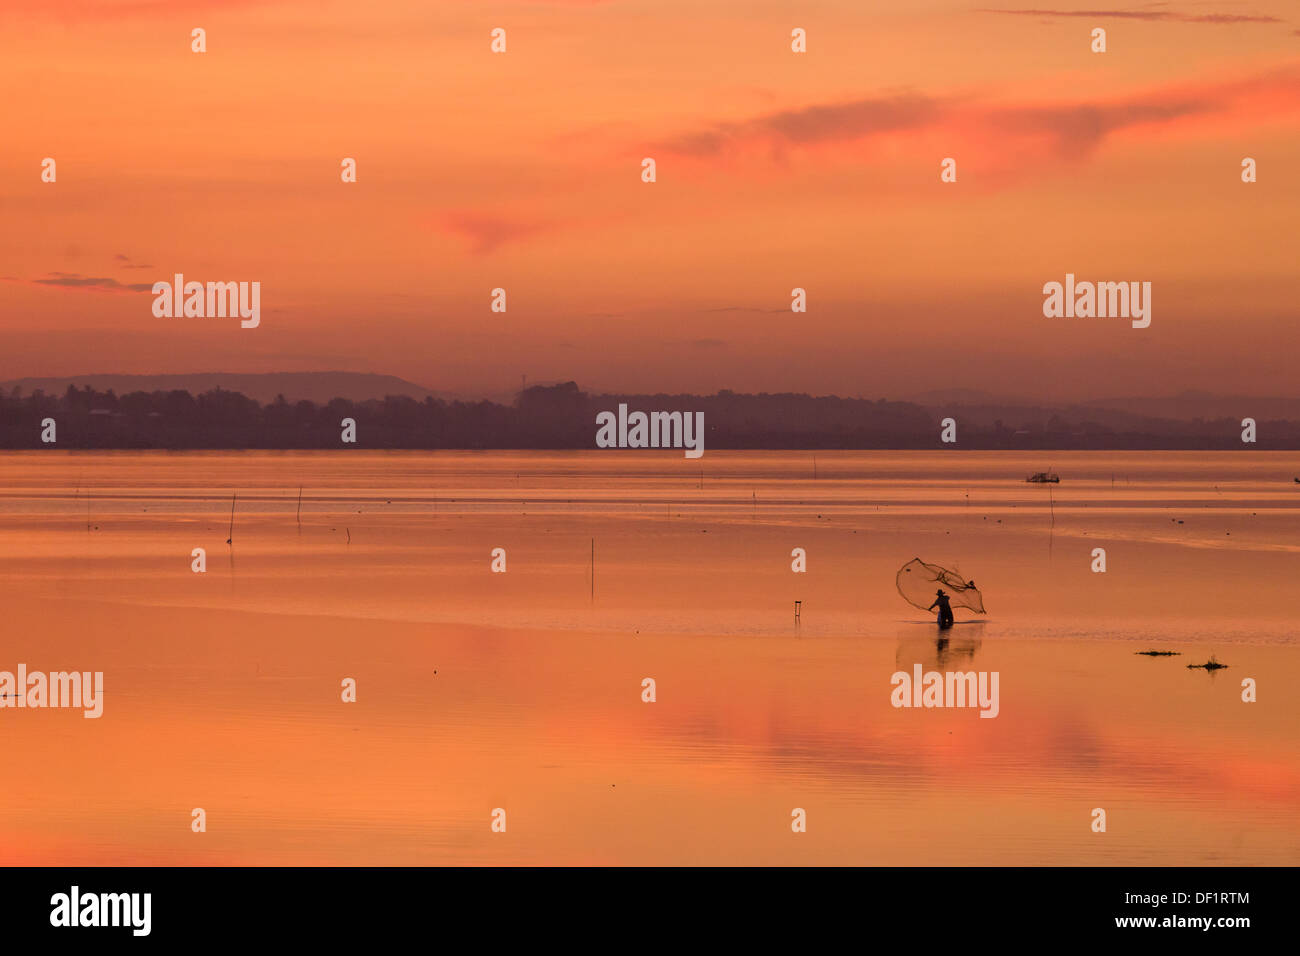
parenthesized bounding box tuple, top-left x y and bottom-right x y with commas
(1187, 655, 1227, 670)
(1136, 650, 1181, 657)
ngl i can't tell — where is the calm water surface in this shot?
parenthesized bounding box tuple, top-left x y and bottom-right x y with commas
(1, 451, 1296, 864)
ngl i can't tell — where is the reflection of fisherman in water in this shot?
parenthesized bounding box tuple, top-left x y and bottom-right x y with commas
(928, 588, 954, 628)
(894, 628, 983, 671)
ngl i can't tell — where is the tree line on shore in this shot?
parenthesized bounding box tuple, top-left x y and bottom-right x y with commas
(1, 381, 1296, 449)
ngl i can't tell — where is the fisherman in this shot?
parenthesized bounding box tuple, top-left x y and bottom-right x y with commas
(928, 588, 955, 628)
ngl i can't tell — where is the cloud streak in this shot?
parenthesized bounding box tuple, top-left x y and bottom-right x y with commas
(978, 8, 1284, 24)
(654, 65, 1300, 170)
(25, 273, 153, 293)
(665, 94, 946, 157)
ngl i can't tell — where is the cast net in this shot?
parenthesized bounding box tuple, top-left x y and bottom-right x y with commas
(896, 558, 985, 614)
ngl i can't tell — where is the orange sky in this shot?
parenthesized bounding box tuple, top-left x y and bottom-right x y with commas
(1, 0, 1297, 400)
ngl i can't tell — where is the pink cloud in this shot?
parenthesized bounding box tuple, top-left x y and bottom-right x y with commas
(438, 211, 555, 255)
(652, 64, 1300, 174)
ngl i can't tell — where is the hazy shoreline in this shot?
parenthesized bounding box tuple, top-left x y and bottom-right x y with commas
(6, 382, 1300, 449)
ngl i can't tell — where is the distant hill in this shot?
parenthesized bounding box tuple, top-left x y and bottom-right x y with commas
(1080, 391, 1300, 423)
(909, 389, 1300, 427)
(904, 387, 1020, 406)
(0, 372, 440, 405)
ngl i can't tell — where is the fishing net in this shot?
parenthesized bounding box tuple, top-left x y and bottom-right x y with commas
(896, 558, 985, 614)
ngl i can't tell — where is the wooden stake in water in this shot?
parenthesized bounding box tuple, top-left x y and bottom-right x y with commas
(794, 600, 801, 619)
(296, 486, 303, 528)
(590, 538, 594, 603)
(226, 493, 236, 545)
(1047, 483, 1056, 560)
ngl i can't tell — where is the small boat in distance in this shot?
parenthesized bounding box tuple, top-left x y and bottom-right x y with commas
(1025, 471, 1060, 483)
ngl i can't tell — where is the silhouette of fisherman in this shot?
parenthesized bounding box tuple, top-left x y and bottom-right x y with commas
(928, 588, 955, 629)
